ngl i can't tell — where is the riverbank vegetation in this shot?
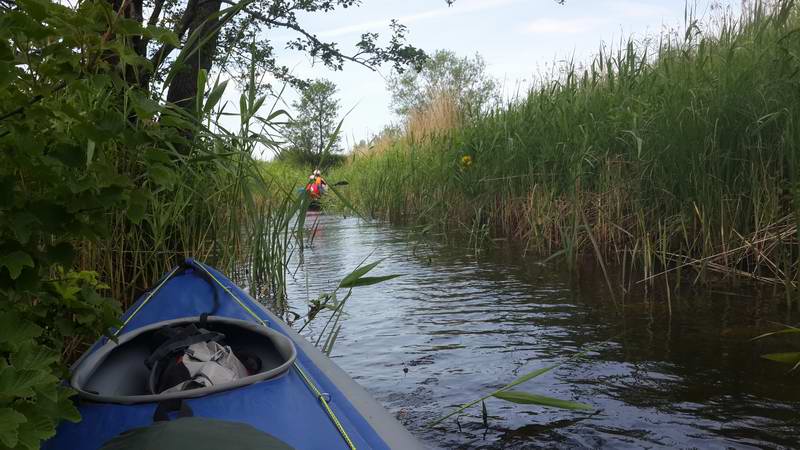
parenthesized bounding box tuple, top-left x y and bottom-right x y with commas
(332, 1, 800, 292)
(0, 4, 298, 446)
(0, 0, 427, 445)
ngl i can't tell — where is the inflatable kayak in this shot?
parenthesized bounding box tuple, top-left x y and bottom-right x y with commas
(44, 259, 421, 450)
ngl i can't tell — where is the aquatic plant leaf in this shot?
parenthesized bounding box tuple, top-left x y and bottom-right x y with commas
(340, 274, 401, 288)
(338, 260, 382, 288)
(323, 324, 341, 356)
(428, 340, 606, 427)
(761, 352, 800, 364)
(507, 366, 555, 388)
(493, 390, 592, 411)
(753, 326, 800, 340)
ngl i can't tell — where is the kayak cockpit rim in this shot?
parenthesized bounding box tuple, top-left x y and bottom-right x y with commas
(71, 316, 297, 404)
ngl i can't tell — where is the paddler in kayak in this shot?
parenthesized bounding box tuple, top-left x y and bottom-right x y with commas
(305, 169, 327, 199)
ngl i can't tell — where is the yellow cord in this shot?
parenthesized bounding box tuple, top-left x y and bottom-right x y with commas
(193, 262, 267, 327)
(294, 362, 357, 450)
(114, 266, 180, 337)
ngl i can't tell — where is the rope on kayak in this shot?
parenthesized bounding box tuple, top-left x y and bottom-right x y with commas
(114, 265, 181, 337)
(294, 362, 357, 450)
(193, 261, 267, 327)
(193, 260, 357, 450)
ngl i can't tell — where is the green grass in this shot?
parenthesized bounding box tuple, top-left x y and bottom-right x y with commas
(333, 1, 800, 287)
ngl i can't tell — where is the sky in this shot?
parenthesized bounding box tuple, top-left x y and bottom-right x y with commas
(236, 0, 740, 156)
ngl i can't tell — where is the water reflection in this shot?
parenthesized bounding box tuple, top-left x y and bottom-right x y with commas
(286, 214, 800, 449)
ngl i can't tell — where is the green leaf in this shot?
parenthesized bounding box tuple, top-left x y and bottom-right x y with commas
(204, 80, 228, 115)
(10, 346, 58, 372)
(0, 314, 42, 345)
(144, 26, 180, 47)
(148, 164, 177, 188)
(14, 406, 55, 450)
(10, 213, 38, 244)
(16, 0, 47, 20)
(34, 381, 59, 403)
(761, 352, 800, 364)
(86, 139, 96, 167)
(0, 364, 56, 399)
(56, 387, 81, 423)
(127, 189, 150, 224)
(0, 407, 27, 448)
(115, 17, 143, 35)
(322, 324, 341, 356)
(340, 274, 401, 288)
(507, 366, 556, 388)
(196, 68, 208, 113)
(129, 90, 161, 120)
(239, 93, 248, 124)
(493, 390, 593, 411)
(338, 260, 382, 289)
(0, 251, 35, 279)
(753, 327, 800, 340)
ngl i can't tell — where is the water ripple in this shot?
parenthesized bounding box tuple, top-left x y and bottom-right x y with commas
(285, 216, 800, 449)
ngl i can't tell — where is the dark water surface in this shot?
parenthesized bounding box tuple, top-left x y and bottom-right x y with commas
(285, 213, 800, 449)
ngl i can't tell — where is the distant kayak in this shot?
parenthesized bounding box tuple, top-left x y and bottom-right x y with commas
(45, 259, 421, 450)
(297, 187, 323, 211)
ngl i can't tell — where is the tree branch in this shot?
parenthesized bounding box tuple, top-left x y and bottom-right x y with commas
(146, 0, 165, 28)
(220, 0, 379, 73)
(149, 0, 198, 70)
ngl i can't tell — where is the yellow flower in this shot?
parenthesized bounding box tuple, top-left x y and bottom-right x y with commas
(461, 155, 473, 167)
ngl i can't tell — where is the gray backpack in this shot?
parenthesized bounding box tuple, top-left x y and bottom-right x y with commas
(146, 323, 258, 394)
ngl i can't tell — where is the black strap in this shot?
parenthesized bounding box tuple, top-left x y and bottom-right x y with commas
(153, 399, 193, 422)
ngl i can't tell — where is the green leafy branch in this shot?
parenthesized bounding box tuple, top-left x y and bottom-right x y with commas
(753, 324, 800, 371)
(428, 349, 595, 428)
(297, 258, 400, 356)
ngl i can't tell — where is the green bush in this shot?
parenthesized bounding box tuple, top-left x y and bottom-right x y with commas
(0, 1, 171, 446)
(0, 0, 284, 447)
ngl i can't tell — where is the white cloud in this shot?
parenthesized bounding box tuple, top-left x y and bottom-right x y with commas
(520, 2, 675, 36)
(609, 1, 673, 18)
(318, 0, 521, 38)
(522, 17, 608, 34)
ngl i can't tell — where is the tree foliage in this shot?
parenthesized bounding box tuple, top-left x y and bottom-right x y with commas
(388, 49, 497, 119)
(104, 0, 427, 112)
(0, 11, 425, 447)
(0, 0, 292, 447)
(283, 79, 342, 165)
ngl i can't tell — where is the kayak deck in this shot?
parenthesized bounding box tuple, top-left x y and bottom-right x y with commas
(45, 259, 421, 450)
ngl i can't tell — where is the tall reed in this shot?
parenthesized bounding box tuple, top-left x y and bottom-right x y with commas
(333, 1, 800, 287)
(75, 76, 304, 310)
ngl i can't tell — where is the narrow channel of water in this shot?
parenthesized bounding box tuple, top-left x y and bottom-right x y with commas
(286, 213, 800, 449)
